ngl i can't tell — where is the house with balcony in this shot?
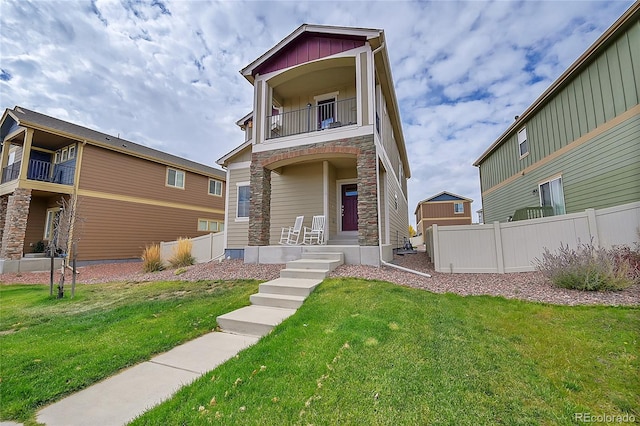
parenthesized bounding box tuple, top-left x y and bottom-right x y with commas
(415, 191, 473, 237)
(0, 106, 226, 272)
(474, 3, 639, 223)
(217, 24, 411, 265)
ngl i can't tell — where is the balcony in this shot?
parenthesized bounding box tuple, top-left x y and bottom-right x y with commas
(1, 159, 75, 185)
(266, 97, 357, 140)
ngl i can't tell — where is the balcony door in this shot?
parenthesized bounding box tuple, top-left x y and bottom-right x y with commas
(341, 183, 358, 231)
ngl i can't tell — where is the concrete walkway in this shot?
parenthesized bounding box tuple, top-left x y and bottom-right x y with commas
(36, 332, 258, 426)
(33, 250, 343, 426)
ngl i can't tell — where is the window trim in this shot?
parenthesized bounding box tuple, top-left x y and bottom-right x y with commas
(236, 182, 250, 221)
(44, 207, 60, 241)
(454, 202, 464, 214)
(208, 178, 223, 197)
(166, 167, 185, 189)
(517, 127, 529, 158)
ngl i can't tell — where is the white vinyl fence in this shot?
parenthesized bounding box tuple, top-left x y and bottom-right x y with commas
(160, 233, 225, 264)
(426, 201, 640, 274)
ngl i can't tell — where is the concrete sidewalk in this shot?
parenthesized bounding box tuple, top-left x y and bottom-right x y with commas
(36, 332, 258, 426)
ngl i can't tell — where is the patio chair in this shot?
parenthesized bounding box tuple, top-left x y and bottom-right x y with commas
(279, 216, 304, 245)
(303, 215, 326, 245)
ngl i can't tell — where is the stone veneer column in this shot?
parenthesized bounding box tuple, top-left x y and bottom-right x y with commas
(355, 136, 379, 246)
(0, 195, 8, 250)
(248, 159, 271, 246)
(0, 188, 32, 260)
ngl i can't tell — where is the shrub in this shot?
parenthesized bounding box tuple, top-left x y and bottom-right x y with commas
(534, 241, 638, 291)
(168, 238, 195, 268)
(141, 244, 164, 272)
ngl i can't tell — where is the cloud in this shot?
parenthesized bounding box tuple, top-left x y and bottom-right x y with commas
(0, 0, 634, 226)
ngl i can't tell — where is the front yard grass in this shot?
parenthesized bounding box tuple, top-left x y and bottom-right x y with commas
(0, 280, 259, 424)
(1, 278, 638, 425)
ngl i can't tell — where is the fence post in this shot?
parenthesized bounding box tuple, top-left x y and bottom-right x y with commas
(585, 208, 599, 247)
(493, 221, 504, 274)
(432, 224, 439, 272)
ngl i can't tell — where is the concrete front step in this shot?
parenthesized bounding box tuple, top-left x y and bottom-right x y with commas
(250, 292, 306, 309)
(301, 251, 344, 262)
(286, 258, 342, 271)
(259, 277, 322, 297)
(280, 268, 328, 280)
(217, 305, 296, 337)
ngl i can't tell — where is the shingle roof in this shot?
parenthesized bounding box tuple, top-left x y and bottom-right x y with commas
(6, 106, 225, 179)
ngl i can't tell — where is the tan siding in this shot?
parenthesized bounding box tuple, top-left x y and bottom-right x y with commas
(79, 145, 224, 212)
(328, 164, 337, 236)
(225, 167, 250, 249)
(75, 195, 223, 261)
(270, 163, 323, 244)
(386, 173, 408, 248)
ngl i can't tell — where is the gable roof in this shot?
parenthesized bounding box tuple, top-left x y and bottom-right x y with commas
(2, 106, 225, 179)
(415, 191, 473, 214)
(473, 1, 640, 166)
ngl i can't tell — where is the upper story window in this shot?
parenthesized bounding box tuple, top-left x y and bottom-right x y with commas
(166, 168, 185, 189)
(454, 202, 464, 214)
(54, 144, 76, 164)
(518, 127, 529, 157)
(209, 179, 223, 196)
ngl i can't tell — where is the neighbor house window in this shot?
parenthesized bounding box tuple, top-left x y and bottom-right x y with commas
(166, 168, 185, 189)
(209, 179, 223, 196)
(518, 127, 529, 157)
(539, 176, 565, 215)
(237, 184, 250, 219)
(68, 145, 76, 160)
(44, 208, 60, 240)
(454, 202, 464, 214)
(198, 219, 224, 232)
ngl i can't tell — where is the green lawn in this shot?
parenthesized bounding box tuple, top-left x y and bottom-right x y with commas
(1, 278, 638, 425)
(0, 280, 259, 425)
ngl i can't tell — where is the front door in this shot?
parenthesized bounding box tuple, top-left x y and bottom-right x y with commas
(341, 184, 358, 231)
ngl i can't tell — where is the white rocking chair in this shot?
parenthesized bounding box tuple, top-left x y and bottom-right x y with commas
(303, 215, 326, 245)
(279, 216, 304, 245)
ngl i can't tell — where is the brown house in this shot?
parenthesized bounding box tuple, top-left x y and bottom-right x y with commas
(415, 191, 473, 236)
(0, 106, 225, 271)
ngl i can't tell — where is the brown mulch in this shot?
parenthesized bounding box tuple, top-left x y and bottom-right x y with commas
(1, 251, 638, 307)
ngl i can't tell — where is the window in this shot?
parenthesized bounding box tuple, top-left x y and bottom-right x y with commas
(237, 184, 250, 219)
(61, 148, 68, 162)
(44, 208, 60, 240)
(166, 168, 185, 189)
(518, 127, 529, 157)
(539, 176, 565, 215)
(54, 151, 61, 164)
(209, 179, 223, 196)
(68, 145, 76, 160)
(198, 219, 224, 232)
(454, 202, 464, 214)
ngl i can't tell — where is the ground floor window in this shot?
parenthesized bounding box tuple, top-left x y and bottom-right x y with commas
(44, 207, 60, 240)
(539, 176, 565, 215)
(237, 184, 250, 219)
(198, 219, 224, 232)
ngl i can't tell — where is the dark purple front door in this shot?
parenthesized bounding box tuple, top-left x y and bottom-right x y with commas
(341, 184, 358, 231)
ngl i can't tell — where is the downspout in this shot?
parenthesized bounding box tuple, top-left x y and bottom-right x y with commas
(371, 41, 430, 278)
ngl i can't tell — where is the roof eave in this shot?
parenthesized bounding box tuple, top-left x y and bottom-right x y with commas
(473, 1, 640, 167)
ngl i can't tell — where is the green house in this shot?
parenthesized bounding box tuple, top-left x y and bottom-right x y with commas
(474, 3, 640, 223)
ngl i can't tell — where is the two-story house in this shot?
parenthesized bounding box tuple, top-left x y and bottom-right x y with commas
(474, 3, 639, 223)
(415, 191, 473, 236)
(217, 24, 411, 266)
(0, 106, 226, 272)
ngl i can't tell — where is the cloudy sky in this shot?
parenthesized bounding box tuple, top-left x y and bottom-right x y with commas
(0, 0, 634, 225)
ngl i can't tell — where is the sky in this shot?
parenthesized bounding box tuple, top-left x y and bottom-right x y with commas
(0, 0, 634, 225)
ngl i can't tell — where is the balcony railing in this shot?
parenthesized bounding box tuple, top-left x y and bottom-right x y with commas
(1, 161, 21, 184)
(266, 97, 357, 139)
(0, 159, 74, 185)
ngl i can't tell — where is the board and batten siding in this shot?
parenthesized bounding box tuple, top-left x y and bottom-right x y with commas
(480, 20, 640, 193)
(269, 163, 323, 245)
(482, 112, 640, 223)
(225, 166, 251, 249)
